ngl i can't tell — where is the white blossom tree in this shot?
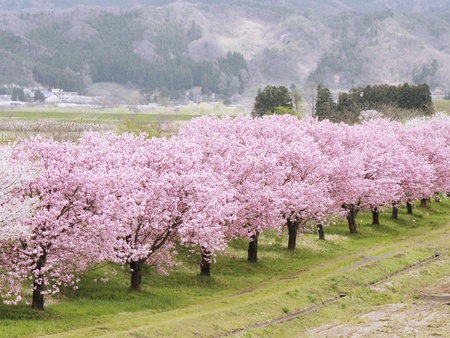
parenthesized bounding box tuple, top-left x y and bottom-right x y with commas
(0, 145, 38, 241)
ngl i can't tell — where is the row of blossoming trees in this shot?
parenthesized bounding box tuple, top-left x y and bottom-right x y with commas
(0, 114, 449, 310)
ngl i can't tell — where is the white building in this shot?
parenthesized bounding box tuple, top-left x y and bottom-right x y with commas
(44, 89, 93, 104)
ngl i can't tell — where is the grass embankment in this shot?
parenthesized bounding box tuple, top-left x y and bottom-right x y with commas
(1, 198, 449, 338)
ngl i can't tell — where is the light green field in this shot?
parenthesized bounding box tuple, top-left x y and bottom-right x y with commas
(0, 103, 248, 142)
(0, 102, 246, 123)
(434, 99, 450, 114)
(0, 108, 198, 124)
(0, 110, 199, 124)
(1, 198, 449, 337)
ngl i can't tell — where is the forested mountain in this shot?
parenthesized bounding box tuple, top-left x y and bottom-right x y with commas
(1, 0, 450, 100)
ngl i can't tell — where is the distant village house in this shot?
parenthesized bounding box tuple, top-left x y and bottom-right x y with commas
(44, 89, 93, 104)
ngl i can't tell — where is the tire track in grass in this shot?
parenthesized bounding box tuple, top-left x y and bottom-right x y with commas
(220, 253, 443, 337)
(40, 226, 450, 338)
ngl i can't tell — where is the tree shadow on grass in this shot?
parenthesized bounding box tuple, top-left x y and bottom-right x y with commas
(0, 303, 54, 321)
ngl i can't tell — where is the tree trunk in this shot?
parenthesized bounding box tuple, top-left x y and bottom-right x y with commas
(32, 252, 47, 310)
(317, 223, 325, 240)
(32, 281, 45, 311)
(200, 248, 211, 277)
(406, 201, 413, 215)
(420, 198, 428, 208)
(346, 204, 358, 234)
(287, 219, 299, 250)
(130, 260, 145, 291)
(392, 202, 399, 219)
(247, 232, 259, 263)
(372, 208, 379, 225)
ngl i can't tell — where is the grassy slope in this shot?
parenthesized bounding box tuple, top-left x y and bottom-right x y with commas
(0, 198, 449, 337)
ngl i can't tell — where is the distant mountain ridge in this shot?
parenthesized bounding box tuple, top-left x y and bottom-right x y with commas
(2, 0, 450, 14)
(1, 0, 450, 99)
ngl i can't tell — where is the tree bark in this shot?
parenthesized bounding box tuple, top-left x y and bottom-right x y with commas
(247, 232, 259, 263)
(406, 201, 413, 215)
(287, 219, 299, 250)
(32, 281, 45, 311)
(372, 208, 379, 225)
(130, 259, 145, 291)
(392, 202, 399, 219)
(200, 248, 211, 277)
(346, 204, 358, 234)
(420, 198, 428, 208)
(317, 223, 325, 240)
(32, 252, 47, 310)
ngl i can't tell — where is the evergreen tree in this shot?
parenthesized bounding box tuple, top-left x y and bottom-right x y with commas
(187, 20, 202, 41)
(335, 83, 434, 121)
(252, 85, 294, 117)
(315, 85, 336, 120)
(11, 87, 25, 101)
(34, 90, 45, 102)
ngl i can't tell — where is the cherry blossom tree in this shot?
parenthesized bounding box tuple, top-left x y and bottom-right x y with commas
(299, 118, 365, 236)
(172, 137, 238, 277)
(179, 116, 287, 263)
(0, 137, 108, 310)
(80, 132, 236, 286)
(404, 114, 450, 205)
(257, 116, 333, 250)
(180, 115, 334, 255)
(349, 120, 405, 226)
(383, 121, 435, 217)
(304, 118, 405, 232)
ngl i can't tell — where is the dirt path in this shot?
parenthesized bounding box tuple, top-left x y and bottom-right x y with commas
(305, 301, 450, 337)
(305, 272, 450, 337)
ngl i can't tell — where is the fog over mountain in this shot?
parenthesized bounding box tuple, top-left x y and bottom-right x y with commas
(1, 0, 450, 99)
(2, 0, 450, 14)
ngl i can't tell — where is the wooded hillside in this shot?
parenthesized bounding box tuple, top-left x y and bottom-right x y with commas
(1, 0, 449, 98)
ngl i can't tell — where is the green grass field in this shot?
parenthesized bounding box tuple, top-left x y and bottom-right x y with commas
(434, 99, 450, 114)
(0, 109, 201, 124)
(1, 197, 449, 337)
(0, 104, 247, 142)
(0, 102, 245, 123)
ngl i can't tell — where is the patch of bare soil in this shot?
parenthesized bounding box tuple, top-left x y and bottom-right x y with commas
(420, 276, 450, 295)
(419, 277, 450, 302)
(306, 277, 450, 338)
(306, 301, 450, 337)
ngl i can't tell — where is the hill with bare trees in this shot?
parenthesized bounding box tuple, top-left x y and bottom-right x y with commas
(1, 0, 450, 100)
